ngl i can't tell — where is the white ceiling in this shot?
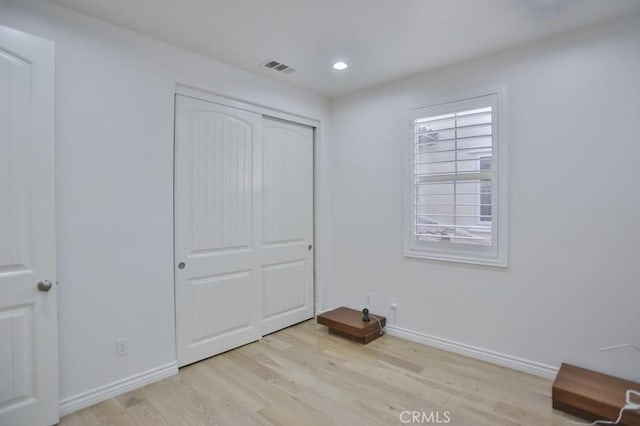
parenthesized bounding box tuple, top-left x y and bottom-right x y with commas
(50, 0, 640, 97)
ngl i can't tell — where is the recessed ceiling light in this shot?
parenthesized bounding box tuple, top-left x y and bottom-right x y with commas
(332, 61, 348, 71)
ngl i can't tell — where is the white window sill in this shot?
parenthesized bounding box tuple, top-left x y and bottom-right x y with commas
(404, 249, 507, 267)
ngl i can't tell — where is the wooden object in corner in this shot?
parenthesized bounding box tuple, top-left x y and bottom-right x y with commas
(317, 307, 386, 344)
(552, 363, 640, 425)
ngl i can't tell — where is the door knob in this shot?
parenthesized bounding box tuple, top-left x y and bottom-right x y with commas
(308, 245, 313, 250)
(37, 280, 52, 292)
(178, 262, 186, 270)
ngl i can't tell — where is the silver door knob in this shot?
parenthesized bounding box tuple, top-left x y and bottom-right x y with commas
(178, 262, 186, 270)
(37, 280, 52, 292)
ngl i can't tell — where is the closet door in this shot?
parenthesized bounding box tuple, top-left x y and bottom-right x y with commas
(175, 96, 315, 366)
(175, 95, 262, 366)
(261, 118, 314, 335)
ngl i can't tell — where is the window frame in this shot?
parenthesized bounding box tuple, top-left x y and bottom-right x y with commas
(476, 155, 492, 227)
(404, 88, 508, 267)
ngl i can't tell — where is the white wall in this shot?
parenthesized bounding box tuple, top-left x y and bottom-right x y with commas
(330, 14, 640, 381)
(0, 0, 331, 404)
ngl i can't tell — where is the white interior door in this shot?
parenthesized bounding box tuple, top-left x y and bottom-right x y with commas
(0, 26, 57, 426)
(261, 117, 314, 335)
(175, 95, 262, 367)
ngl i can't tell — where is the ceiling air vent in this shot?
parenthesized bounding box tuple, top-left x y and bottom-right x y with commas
(262, 59, 296, 74)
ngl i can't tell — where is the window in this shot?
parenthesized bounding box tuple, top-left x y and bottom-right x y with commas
(405, 91, 507, 266)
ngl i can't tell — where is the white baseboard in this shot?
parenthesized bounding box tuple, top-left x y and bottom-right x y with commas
(58, 362, 178, 417)
(385, 325, 558, 379)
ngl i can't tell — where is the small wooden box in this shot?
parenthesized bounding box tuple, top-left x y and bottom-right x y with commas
(552, 363, 640, 425)
(317, 307, 386, 344)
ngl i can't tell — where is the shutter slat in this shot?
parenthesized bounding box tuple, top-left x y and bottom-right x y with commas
(415, 157, 487, 166)
(416, 147, 492, 155)
(416, 214, 492, 219)
(415, 172, 492, 182)
(415, 134, 493, 147)
(415, 108, 490, 124)
(416, 203, 491, 207)
(415, 234, 492, 242)
(414, 225, 492, 230)
(415, 121, 492, 135)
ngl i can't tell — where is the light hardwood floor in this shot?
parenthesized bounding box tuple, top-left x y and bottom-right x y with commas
(59, 320, 576, 425)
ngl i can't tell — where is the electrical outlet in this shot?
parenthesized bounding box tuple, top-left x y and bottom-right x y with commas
(116, 338, 128, 357)
(365, 293, 372, 305)
(390, 297, 398, 310)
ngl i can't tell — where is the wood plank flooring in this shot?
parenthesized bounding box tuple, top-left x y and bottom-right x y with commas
(59, 320, 576, 425)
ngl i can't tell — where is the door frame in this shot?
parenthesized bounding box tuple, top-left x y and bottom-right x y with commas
(173, 83, 322, 347)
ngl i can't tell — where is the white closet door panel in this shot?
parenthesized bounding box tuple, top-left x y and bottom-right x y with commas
(191, 271, 252, 340)
(190, 112, 252, 252)
(262, 261, 307, 318)
(0, 307, 32, 405)
(261, 118, 314, 335)
(0, 50, 30, 271)
(175, 95, 261, 367)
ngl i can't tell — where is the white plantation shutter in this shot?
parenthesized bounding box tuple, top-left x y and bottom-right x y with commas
(406, 92, 507, 266)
